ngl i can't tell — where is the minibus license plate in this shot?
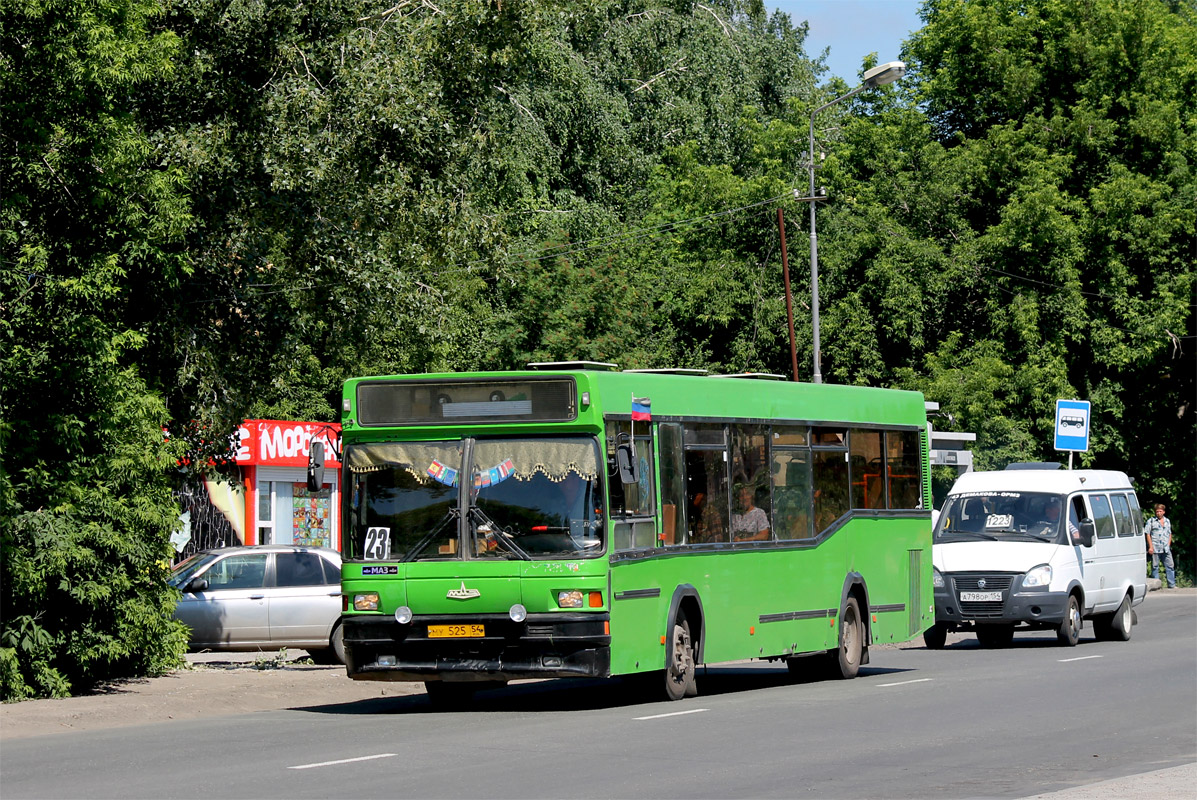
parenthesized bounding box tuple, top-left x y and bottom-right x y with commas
(428, 624, 485, 638)
(960, 591, 1002, 602)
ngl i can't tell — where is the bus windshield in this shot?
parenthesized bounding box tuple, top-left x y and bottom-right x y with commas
(935, 491, 1072, 544)
(345, 436, 603, 561)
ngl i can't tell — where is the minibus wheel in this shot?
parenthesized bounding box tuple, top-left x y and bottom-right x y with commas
(1095, 594, 1133, 642)
(923, 622, 948, 650)
(1057, 594, 1082, 646)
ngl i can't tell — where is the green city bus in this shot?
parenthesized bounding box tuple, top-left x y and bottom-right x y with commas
(316, 364, 933, 703)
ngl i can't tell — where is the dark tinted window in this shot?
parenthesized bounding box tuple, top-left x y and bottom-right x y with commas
(276, 552, 330, 587)
(357, 379, 575, 425)
(686, 449, 729, 543)
(320, 556, 341, 584)
(813, 450, 849, 532)
(658, 423, 686, 545)
(886, 430, 923, 509)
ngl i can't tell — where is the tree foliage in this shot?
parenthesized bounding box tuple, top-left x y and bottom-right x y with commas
(3, 0, 1194, 698)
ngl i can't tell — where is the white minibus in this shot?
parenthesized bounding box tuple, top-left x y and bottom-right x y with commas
(926, 465, 1147, 648)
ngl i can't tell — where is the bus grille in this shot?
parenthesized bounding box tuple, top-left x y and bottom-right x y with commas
(952, 573, 1015, 618)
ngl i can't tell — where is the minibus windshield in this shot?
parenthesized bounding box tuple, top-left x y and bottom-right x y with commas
(935, 491, 1074, 544)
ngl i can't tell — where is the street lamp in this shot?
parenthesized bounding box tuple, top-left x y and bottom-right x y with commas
(807, 60, 905, 383)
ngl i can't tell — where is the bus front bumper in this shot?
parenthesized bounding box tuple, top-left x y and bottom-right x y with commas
(342, 613, 611, 682)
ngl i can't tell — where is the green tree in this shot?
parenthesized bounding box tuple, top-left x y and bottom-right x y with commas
(1, 0, 192, 698)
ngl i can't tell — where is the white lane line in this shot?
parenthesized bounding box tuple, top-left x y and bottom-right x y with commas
(876, 678, 933, 687)
(634, 708, 710, 721)
(1059, 655, 1103, 663)
(289, 753, 398, 770)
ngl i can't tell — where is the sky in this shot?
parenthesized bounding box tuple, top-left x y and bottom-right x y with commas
(766, 1, 924, 83)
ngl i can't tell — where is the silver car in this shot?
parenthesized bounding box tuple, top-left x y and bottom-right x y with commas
(170, 545, 344, 664)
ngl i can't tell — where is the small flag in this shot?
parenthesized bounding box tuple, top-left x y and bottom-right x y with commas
(631, 396, 651, 421)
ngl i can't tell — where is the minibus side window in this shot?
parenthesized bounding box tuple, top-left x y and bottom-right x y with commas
(1090, 494, 1116, 539)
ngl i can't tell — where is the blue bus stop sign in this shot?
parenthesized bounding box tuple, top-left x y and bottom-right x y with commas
(1055, 399, 1091, 452)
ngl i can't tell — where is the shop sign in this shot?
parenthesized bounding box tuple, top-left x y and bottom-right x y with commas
(236, 420, 341, 467)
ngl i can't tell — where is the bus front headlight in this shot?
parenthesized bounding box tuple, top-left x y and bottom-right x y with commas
(1023, 564, 1052, 588)
(354, 592, 380, 611)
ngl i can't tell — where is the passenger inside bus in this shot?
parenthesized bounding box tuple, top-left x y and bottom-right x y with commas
(732, 485, 770, 541)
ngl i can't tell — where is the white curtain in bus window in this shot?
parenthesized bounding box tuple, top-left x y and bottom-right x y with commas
(886, 430, 922, 509)
(290, 483, 332, 548)
(849, 430, 884, 509)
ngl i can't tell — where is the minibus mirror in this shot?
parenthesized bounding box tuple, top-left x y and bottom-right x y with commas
(1077, 519, 1095, 548)
(616, 443, 638, 485)
(307, 441, 325, 492)
(186, 577, 209, 593)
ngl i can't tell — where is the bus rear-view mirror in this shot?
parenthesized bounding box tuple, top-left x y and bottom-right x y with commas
(307, 441, 325, 492)
(616, 443, 638, 485)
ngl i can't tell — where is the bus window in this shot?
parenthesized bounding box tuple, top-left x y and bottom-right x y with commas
(731, 424, 771, 541)
(886, 430, 922, 509)
(605, 421, 654, 518)
(813, 450, 849, 533)
(686, 448, 729, 543)
(772, 449, 812, 540)
(849, 429, 884, 509)
(658, 423, 686, 545)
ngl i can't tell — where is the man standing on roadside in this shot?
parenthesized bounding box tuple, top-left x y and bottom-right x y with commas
(1145, 503, 1176, 589)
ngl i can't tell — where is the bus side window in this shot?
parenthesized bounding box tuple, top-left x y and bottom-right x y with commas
(658, 423, 686, 545)
(686, 448, 729, 543)
(812, 429, 849, 533)
(772, 448, 812, 540)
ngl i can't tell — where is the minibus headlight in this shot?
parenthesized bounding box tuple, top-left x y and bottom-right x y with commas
(557, 590, 584, 608)
(354, 592, 380, 611)
(1023, 564, 1052, 588)
(932, 568, 945, 589)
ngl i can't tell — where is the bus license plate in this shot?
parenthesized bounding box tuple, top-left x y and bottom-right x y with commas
(427, 624, 485, 638)
(960, 591, 1002, 602)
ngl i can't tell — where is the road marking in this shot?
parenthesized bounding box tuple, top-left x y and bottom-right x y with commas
(289, 753, 398, 770)
(634, 708, 710, 721)
(876, 678, 933, 687)
(1058, 655, 1103, 663)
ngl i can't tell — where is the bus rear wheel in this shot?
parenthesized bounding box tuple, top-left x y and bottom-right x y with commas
(664, 618, 697, 700)
(829, 597, 863, 680)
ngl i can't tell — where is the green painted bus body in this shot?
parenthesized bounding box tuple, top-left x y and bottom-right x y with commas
(337, 369, 932, 683)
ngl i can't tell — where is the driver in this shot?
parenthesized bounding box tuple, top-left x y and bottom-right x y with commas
(1037, 497, 1078, 538)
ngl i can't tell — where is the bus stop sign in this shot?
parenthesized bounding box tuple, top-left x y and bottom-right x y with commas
(1054, 399, 1091, 452)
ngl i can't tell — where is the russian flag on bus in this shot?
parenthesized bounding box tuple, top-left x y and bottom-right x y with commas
(631, 396, 651, 421)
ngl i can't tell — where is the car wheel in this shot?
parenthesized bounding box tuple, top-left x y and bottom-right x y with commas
(308, 623, 345, 665)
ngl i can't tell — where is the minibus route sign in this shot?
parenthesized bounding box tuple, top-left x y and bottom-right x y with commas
(1054, 399, 1091, 452)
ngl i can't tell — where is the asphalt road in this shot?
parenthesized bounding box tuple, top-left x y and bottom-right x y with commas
(2, 591, 1194, 799)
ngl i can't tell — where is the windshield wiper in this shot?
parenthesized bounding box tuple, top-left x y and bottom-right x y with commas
(470, 506, 530, 561)
(401, 507, 460, 562)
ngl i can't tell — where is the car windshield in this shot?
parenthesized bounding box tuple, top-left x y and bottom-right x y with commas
(168, 551, 218, 588)
(935, 491, 1070, 543)
(344, 436, 604, 561)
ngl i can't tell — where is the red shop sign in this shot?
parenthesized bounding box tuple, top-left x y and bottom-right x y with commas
(235, 420, 342, 468)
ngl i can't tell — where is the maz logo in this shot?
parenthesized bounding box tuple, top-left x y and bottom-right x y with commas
(447, 581, 480, 600)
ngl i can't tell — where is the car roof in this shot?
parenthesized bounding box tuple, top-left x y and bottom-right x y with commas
(197, 545, 341, 559)
(948, 469, 1133, 496)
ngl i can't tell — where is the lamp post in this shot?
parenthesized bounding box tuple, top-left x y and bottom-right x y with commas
(807, 60, 905, 384)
